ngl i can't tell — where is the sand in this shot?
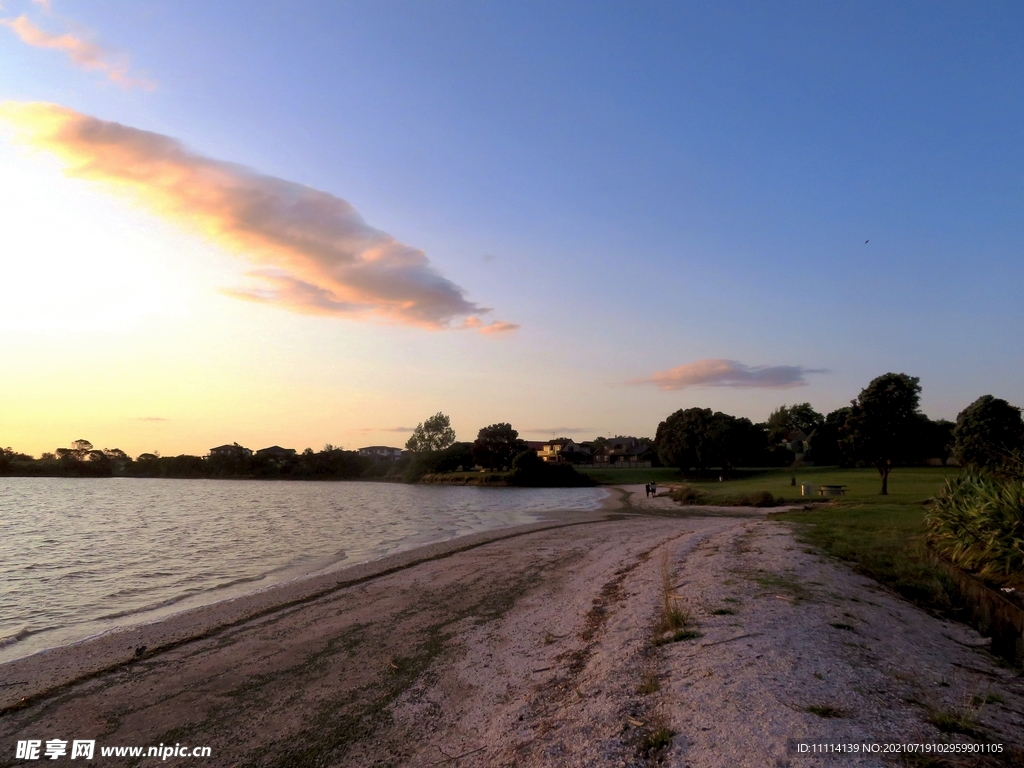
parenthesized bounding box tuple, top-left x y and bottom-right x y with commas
(1, 486, 1022, 767)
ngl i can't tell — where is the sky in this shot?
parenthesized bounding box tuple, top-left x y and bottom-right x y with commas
(1, 1, 1023, 457)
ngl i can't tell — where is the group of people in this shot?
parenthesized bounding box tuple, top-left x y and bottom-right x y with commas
(644, 481, 658, 498)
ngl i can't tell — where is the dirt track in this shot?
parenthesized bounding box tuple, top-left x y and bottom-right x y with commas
(1, 487, 1022, 767)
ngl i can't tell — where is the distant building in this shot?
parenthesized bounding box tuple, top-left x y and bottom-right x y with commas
(255, 445, 297, 460)
(783, 430, 810, 461)
(592, 437, 651, 468)
(209, 443, 252, 459)
(537, 438, 592, 463)
(358, 446, 403, 460)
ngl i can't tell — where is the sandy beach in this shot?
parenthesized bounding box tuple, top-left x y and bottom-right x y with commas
(2, 486, 1023, 767)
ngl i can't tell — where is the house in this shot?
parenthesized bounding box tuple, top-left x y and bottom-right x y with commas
(358, 446, 403, 461)
(592, 437, 651, 468)
(209, 443, 252, 459)
(255, 445, 297, 461)
(783, 430, 811, 461)
(537, 438, 592, 463)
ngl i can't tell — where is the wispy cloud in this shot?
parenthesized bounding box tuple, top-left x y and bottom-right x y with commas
(460, 316, 520, 334)
(522, 427, 595, 435)
(133, 416, 168, 422)
(0, 102, 515, 332)
(633, 359, 827, 390)
(0, 16, 152, 89)
(354, 426, 415, 433)
(32, 0, 53, 12)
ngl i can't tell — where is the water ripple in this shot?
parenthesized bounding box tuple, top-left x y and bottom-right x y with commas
(0, 478, 605, 662)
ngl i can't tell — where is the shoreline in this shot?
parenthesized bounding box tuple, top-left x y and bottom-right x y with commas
(2, 487, 1022, 766)
(0, 498, 621, 713)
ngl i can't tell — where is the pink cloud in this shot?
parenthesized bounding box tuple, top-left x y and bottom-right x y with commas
(0, 15, 152, 89)
(634, 359, 827, 390)
(0, 102, 516, 333)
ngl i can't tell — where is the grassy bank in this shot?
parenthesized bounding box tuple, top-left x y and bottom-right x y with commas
(664, 466, 968, 618)
(773, 503, 966, 616)
(680, 465, 957, 505)
(577, 467, 683, 485)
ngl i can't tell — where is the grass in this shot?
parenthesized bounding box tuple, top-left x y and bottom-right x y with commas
(577, 466, 683, 485)
(774, 502, 965, 617)
(652, 550, 702, 646)
(928, 707, 981, 737)
(646, 466, 969, 620)
(680, 465, 958, 506)
(636, 671, 660, 695)
(636, 724, 675, 757)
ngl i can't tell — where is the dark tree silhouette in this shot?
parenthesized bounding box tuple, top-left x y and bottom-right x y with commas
(953, 395, 1024, 469)
(472, 423, 527, 470)
(842, 373, 922, 495)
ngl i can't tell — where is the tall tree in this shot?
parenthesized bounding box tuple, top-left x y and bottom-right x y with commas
(953, 395, 1024, 469)
(842, 373, 922, 495)
(808, 407, 851, 466)
(405, 412, 457, 453)
(655, 408, 734, 475)
(471, 423, 527, 470)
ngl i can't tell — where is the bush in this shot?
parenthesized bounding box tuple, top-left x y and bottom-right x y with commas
(926, 471, 1024, 587)
(403, 442, 475, 482)
(669, 484, 707, 504)
(506, 451, 597, 487)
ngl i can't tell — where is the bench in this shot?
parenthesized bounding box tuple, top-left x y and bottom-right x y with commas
(818, 485, 848, 496)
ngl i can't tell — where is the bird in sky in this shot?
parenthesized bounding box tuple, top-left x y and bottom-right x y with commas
(865, 240, 869, 243)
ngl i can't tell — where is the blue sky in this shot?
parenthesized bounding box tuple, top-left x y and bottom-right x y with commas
(1, 1, 1022, 455)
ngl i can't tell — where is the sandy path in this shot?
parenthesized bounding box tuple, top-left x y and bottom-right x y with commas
(1, 488, 1022, 767)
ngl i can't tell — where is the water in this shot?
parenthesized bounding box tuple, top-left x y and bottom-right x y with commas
(0, 477, 607, 663)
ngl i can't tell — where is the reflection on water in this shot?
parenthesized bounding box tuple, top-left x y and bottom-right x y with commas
(0, 478, 606, 662)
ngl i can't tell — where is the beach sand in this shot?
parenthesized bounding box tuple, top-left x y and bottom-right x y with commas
(1, 486, 1022, 767)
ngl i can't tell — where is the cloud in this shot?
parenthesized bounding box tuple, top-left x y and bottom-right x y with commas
(354, 426, 415, 433)
(634, 359, 827, 390)
(133, 417, 168, 422)
(0, 102, 515, 332)
(0, 16, 152, 88)
(522, 427, 595, 434)
(32, 0, 53, 11)
(460, 316, 520, 334)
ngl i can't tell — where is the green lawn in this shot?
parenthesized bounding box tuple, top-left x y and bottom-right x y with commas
(682, 465, 958, 506)
(577, 467, 683, 485)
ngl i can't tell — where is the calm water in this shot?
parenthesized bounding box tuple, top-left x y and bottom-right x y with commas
(0, 477, 607, 663)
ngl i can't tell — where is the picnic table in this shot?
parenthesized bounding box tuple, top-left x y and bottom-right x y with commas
(817, 485, 848, 496)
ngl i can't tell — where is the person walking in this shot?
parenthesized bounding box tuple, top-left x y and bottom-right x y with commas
(644, 483, 651, 498)
(650, 481, 657, 497)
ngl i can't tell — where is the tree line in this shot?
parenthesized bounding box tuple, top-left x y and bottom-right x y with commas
(655, 372, 1024, 494)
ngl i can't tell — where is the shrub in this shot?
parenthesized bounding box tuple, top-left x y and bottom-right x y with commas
(668, 484, 707, 504)
(926, 471, 1024, 587)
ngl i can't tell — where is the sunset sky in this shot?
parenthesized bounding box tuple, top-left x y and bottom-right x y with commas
(2, 1, 1023, 458)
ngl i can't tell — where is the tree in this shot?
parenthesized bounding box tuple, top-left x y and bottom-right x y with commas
(913, 416, 954, 466)
(952, 395, 1024, 469)
(655, 408, 734, 475)
(765, 403, 824, 446)
(70, 439, 94, 460)
(405, 412, 457, 453)
(808, 408, 851, 466)
(472, 423, 527, 470)
(842, 373, 922, 495)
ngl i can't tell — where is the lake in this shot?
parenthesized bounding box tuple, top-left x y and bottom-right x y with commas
(0, 477, 607, 663)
